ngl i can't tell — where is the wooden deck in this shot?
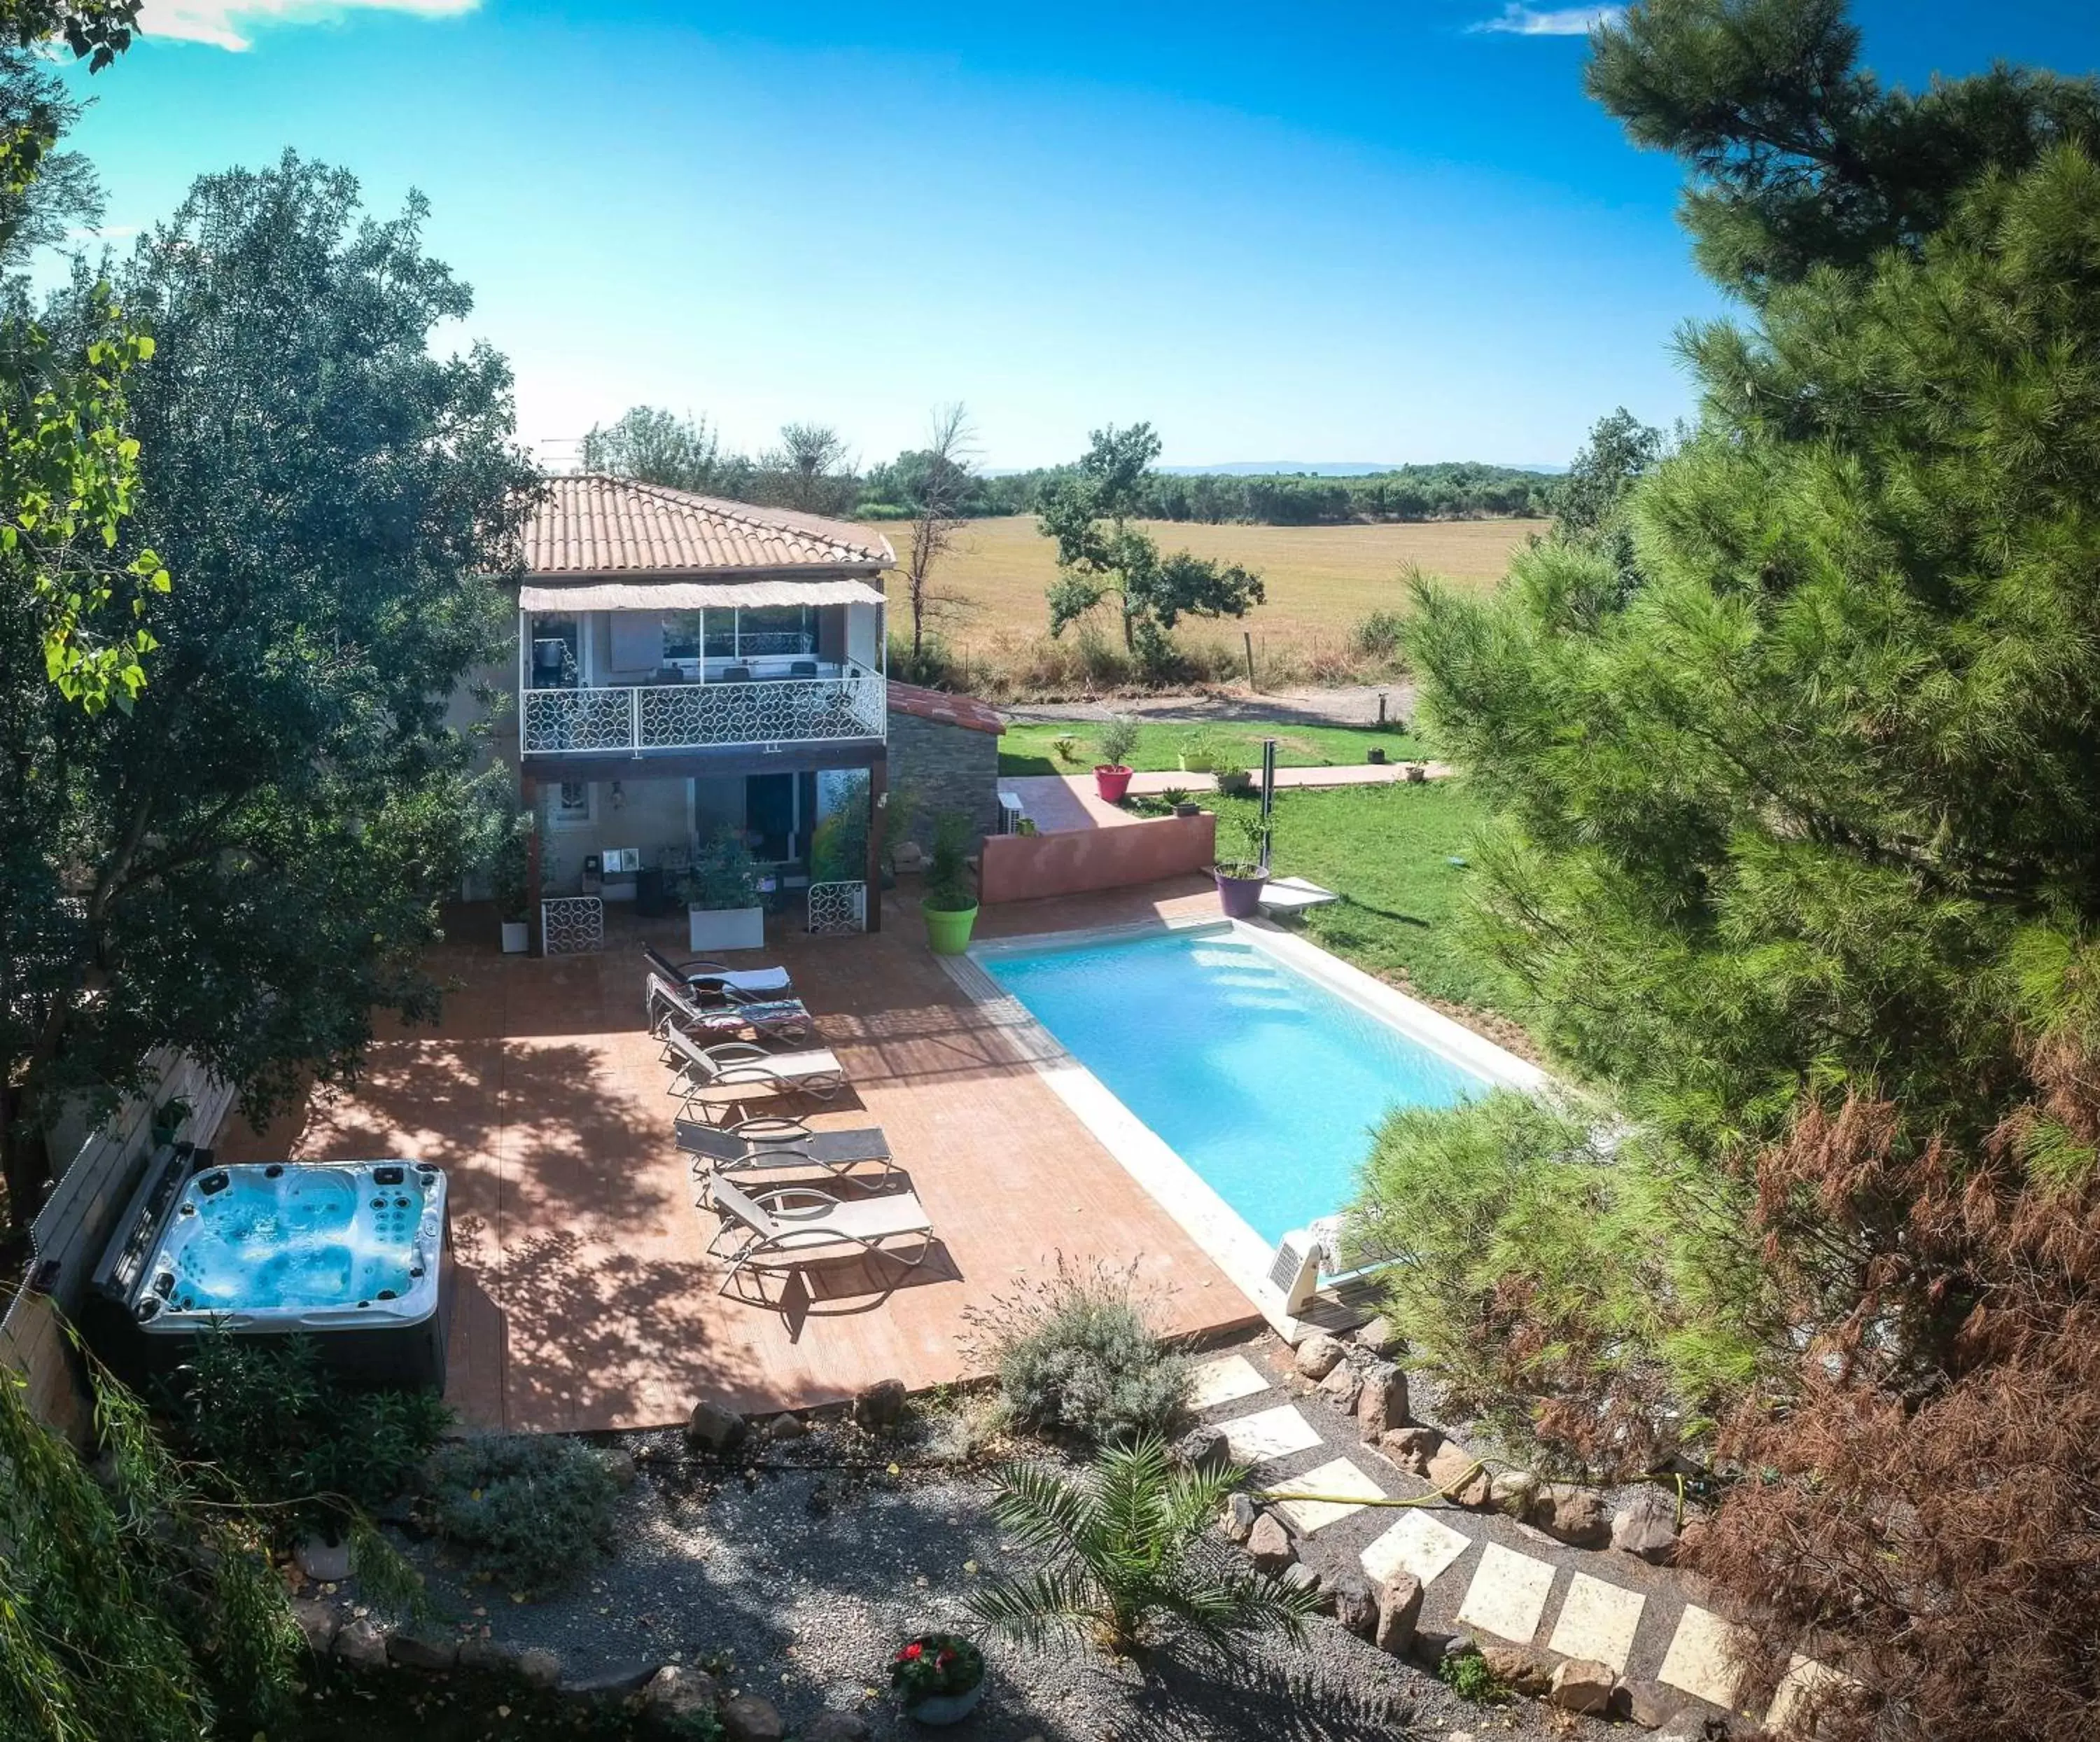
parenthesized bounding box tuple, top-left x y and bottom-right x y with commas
(216, 879, 1255, 1431)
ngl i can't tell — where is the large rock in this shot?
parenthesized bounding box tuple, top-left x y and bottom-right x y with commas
(1322, 1567, 1380, 1639)
(294, 1534, 353, 1584)
(1614, 1678, 1684, 1729)
(559, 1662, 657, 1698)
(332, 1617, 388, 1671)
(1479, 1643, 1554, 1696)
(517, 1647, 561, 1688)
(1321, 1361, 1364, 1412)
(766, 1412, 807, 1441)
(1294, 1333, 1346, 1379)
(721, 1692, 786, 1742)
(1488, 1468, 1539, 1519)
(1537, 1484, 1612, 1548)
(456, 1637, 518, 1676)
(1373, 1573, 1424, 1657)
(1356, 1363, 1409, 1441)
(288, 1597, 339, 1656)
(385, 1625, 457, 1672)
(1175, 1423, 1233, 1476)
(1221, 1491, 1261, 1543)
(1379, 1425, 1443, 1476)
(1613, 1489, 1681, 1565)
(853, 1377, 906, 1429)
(602, 1447, 639, 1490)
(686, 1398, 747, 1453)
(1247, 1512, 1296, 1573)
(1354, 1315, 1403, 1356)
(643, 1665, 720, 1720)
(1548, 1658, 1617, 1715)
(1427, 1442, 1492, 1507)
(802, 1715, 873, 1742)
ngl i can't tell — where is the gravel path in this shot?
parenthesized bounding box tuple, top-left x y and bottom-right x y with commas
(1002, 683, 1418, 731)
(388, 1374, 1605, 1742)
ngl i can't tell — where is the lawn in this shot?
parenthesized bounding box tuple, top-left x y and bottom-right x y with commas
(1209, 779, 1515, 1020)
(999, 717, 1427, 776)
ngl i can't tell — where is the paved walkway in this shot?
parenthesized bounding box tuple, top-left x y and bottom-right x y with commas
(1189, 1336, 1829, 1734)
(1000, 762, 1452, 836)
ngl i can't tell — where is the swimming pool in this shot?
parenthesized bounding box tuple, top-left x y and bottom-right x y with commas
(978, 924, 1502, 1250)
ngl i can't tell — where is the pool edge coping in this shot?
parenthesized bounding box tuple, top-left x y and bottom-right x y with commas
(947, 914, 1546, 1341)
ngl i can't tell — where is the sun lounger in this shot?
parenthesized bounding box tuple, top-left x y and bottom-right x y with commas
(661, 1025, 846, 1103)
(706, 1176, 933, 1297)
(640, 944, 793, 999)
(647, 971, 811, 1043)
(675, 1115, 893, 1187)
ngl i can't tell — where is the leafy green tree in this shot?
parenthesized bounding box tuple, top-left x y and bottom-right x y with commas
(1549, 405, 1664, 603)
(1370, 4, 2100, 1729)
(0, 154, 534, 1219)
(580, 403, 724, 492)
(766, 419, 853, 513)
(1040, 423, 1264, 671)
(967, 1437, 1320, 1657)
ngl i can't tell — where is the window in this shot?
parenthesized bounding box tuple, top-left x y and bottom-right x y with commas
(704, 611, 738, 658)
(662, 611, 705, 661)
(528, 615, 583, 688)
(735, 606, 816, 657)
(550, 780, 595, 828)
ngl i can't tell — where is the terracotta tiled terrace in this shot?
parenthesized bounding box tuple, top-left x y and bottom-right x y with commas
(218, 879, 1257, 1432)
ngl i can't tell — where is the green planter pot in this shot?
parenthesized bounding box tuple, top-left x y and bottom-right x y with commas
(923, 902, 980, 956)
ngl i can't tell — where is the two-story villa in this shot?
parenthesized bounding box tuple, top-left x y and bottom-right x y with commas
(496, 474, 1000, 947)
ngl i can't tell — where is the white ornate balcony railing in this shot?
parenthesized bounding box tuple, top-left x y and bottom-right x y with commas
(521, 671, 886, 756)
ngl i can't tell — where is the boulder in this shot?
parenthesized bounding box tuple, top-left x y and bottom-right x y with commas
(1479, 1643, 1555, 1696)
(456, 1637, 518, 1676)
(853, 1377, 907, 1429)
(1247, 1512, 1296, 1574)
(1548, 1658, 1616, 1715)
(1613, 1489, 1681, 1565)
(517, 1647, 561, 1689)
(1356, 1363, 1409, 1440)
(1294, 1333, 1346, 1379)
(601, 1448, 639, 1490)
(1354, 1316, 1403, 1356)
(1321, 1362, 1364, 1412)
(332, 1617, 388, 1672)
(1175, 1423, 1233, 1476)
(1537, 1484, 1612, 1548)
(686, 1398, 747, 1453)
(1221, 1491, 1261, 1543)
(1488, 1468, 1539, 1519)
(559, 1662, 658, 1698)
(802, 1715, 873, 1742)
(1613, 1678, 1684, 1729)
(386, 1625, 457, 1672)
(720, 1692, 786, 1742)
(1427, 1442, 1492, 1507)
(643, 1665, 720, 1720)
(1379, 1426, 1443, 1476)
(1281, 1563, 1324, 1605)
(293, 1534, 353, 1584)
(1321, 1567, 1380, 1638)
(1373, 1573, 1424, 1657)
(767, 1412, 807, 1441)
(1656, 1713, 1738, 1742)
(288, 1597, 339, 1656)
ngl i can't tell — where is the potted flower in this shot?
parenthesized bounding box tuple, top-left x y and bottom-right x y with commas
(921, 813, 979, 956)
(1093, 715, 1140, 804)
(682, 828, 765, 952)
(1212, 814, 1268, 919)
(150, 1094, 193, 1150)
(890, 1631, 986, 1727)
(492, 823, 531, 954)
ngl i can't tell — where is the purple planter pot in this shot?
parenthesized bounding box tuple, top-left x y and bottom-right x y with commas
(1214, 868, 1268, 918)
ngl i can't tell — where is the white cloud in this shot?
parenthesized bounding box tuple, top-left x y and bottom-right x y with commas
(1469, 4, 1623, 35)
(136, 0, 478, 52)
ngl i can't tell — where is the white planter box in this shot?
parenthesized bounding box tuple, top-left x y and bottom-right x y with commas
(500, 920, 530, 954)
(689, 905, 764, 952)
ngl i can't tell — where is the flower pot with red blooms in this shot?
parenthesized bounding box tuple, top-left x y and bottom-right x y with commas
(890, 1632, 986, 1726)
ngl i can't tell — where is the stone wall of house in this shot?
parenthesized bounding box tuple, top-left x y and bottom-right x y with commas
(887, 711, 1001, 851)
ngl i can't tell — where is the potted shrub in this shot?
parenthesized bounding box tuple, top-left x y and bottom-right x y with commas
(1093, 715, 1140, 803)
(682, 828, 765, 952)
(1216, 766, 1254, 796)
(1160, 786, 1200, 819)
(922, 812, 979, 955)
(150, 1094, 192, 1150)
(1176, 729, 1226, 774)
(1212, 814, 1268, 919)
(492, 823, 531, 954)
(890, 1631, 986, 1727)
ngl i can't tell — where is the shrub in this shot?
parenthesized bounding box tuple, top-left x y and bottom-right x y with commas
(1350, 608, 1408, 666)
(680, 827, 760, 910)
(426, 1433, 621, 1594)
(1050, 732, 1080, 764)
(165, 1332, 451, 1533)
(965, 1257, 1191, 1447)
(1438, 1651, 1511, 1703)
(923, 811, 977, 913)
(1096, 715, 1140, 769)
(1177, 729, 1228, 773)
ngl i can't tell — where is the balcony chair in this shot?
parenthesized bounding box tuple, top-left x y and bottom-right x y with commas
(789, 659, 820, 678)
(674, 1113, 894, 1193)
(640, 945, 794, 999)
(721, 665, 753, 683)
(706, 1176, 934, 1299)
(647, 971, 812, 1044)
(661, 1025, 846, 1104)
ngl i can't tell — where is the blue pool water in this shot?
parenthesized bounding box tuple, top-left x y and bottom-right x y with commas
(981, 927, 1486, 1247)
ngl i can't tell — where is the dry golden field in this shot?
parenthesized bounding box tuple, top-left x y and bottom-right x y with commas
(867, 515, 1533, 685)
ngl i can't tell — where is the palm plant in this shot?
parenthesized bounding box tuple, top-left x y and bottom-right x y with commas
(966, 1437, 1321, 1657)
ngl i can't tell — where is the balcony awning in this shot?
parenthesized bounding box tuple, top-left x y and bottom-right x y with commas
(519, 578, 886, 613)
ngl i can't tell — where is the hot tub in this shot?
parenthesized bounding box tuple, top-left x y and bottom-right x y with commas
(90, 1152, 450, 1390)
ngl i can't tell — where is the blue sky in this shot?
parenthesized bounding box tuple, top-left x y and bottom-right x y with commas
(49, 1, 2100, 471)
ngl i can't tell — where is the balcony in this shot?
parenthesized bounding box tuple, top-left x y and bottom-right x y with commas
(521, 666, 886, 757)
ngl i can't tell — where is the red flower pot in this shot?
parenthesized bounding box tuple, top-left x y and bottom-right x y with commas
(1094, 764, 1133, 802)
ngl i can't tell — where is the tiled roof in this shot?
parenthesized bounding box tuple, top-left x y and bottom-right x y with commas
(886, 680, 1004, 736)
(525, 474, 895, 576)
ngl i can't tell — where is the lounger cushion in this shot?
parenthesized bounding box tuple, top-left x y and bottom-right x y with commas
(676, 1119, 889, 1165)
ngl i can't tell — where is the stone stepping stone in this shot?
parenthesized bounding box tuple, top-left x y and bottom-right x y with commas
(1658, 1603, 1751, 1708)
(1268, 1456, 1387, 1535)
(1360, 1509, 1473, 1590)
(1189, 1352, 1271, 1411)
(1218, 1403, 1323, 1465)
(1455, 1542, 1558, 1645)
(1546, 1571, 1646, 1674)
(1767, 1653, 1849, 1731)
